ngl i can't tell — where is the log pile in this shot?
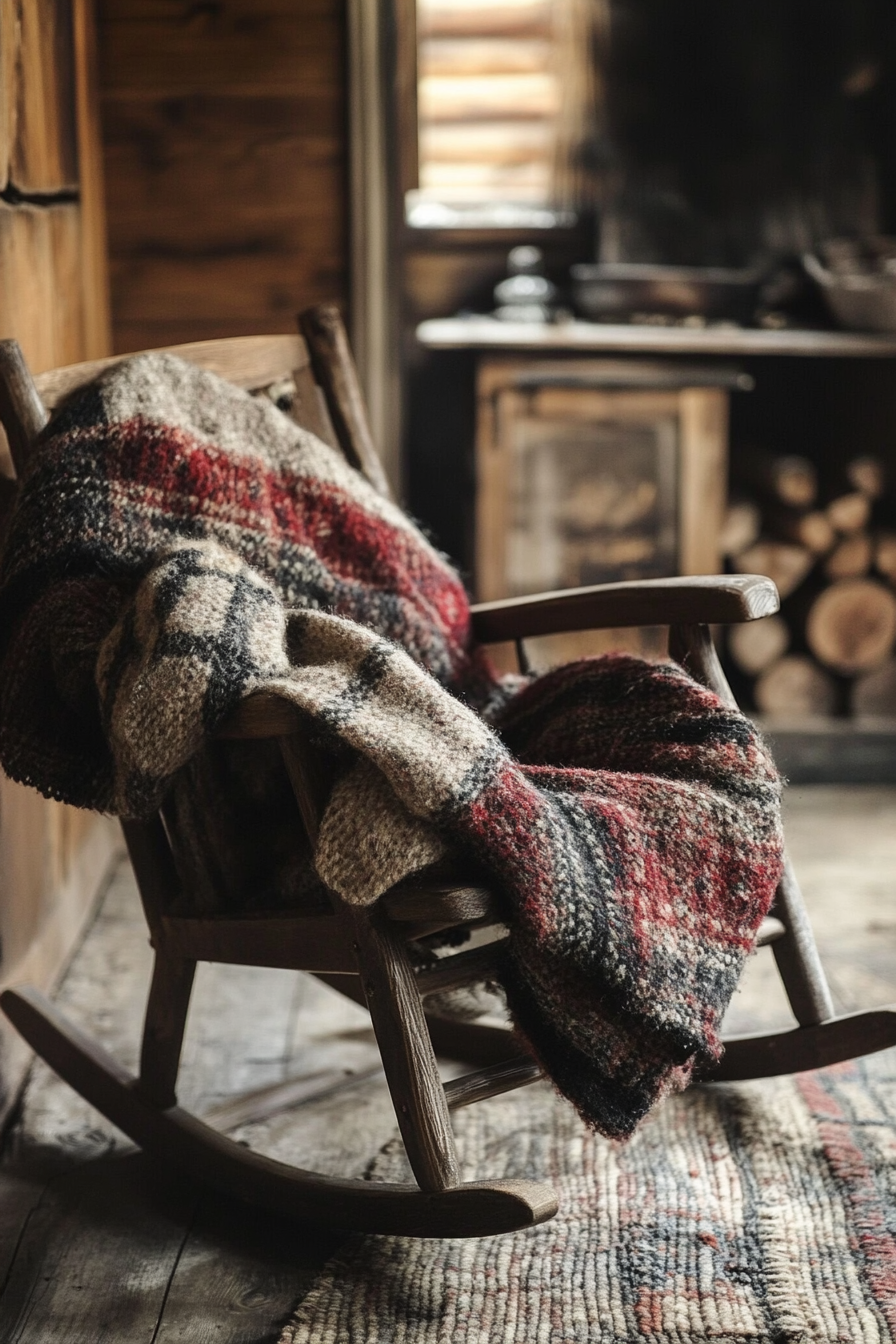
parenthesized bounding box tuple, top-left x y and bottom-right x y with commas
(723, 453, 896, 719)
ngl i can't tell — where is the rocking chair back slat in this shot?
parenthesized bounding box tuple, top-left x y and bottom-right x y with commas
(299, 303, 393, 500)
(0, 341, 51, 476)
(33, 333, 311, 411)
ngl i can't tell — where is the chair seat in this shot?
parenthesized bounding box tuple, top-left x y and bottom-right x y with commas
(158, 881, 500, 973)
(159, 893, 781, 970)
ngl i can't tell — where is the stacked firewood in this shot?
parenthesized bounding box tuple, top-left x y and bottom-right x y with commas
(722, 452, 896, 719)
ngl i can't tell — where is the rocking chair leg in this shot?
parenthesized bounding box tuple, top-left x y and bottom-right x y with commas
(669, 623, 838, 1029)
(770, 856, 835, 1026)
(345, 904, 460, 1193)
(138, 951, 196, 1108)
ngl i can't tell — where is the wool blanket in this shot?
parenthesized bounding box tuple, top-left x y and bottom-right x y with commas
(0, 353, 784, 1138)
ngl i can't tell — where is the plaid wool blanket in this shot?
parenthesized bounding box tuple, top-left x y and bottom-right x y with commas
(0, 354, 784, 1138)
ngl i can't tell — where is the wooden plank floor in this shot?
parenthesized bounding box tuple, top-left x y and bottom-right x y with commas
(1, 785, 895, 1341)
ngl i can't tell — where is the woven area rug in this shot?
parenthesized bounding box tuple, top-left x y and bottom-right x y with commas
(280, 1053, 896, 1343)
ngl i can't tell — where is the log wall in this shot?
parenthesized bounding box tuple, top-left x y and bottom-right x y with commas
(0, 0, 117, 1125)
(96, 0, 349, 353)
(0, 0, 110, 370)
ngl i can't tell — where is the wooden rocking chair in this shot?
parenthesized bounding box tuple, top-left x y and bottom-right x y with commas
(1, 304, 895, 1239)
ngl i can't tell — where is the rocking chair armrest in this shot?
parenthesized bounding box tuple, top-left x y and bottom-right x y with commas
(214, 576, 779, 737)
(468, 574, 780, 645)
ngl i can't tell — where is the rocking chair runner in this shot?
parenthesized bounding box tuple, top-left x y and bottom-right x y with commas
(1, 305, 895, 1240)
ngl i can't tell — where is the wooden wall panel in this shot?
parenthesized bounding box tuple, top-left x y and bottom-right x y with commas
(97, 0, 349, 352)
(74, 0, 112, 355)
(0, 782, 119, 1121)
(11, 0, 80, 191)
(99, 0, 340, 95)
(0, 0, 110, 370)
(0, 0, 115, 1127)
(0, 205, 57, 369)
(0, 202, 89, 370)
(0, 0, 14, 186)
(0, 0, 82, 194)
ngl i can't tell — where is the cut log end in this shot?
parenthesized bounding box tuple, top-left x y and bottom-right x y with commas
(733, 450, 817, 509)
(827, 492, 871, 536)
(728, 614, 790, 676)
(754, 655, 838, 718)
(764, 504, 834, 555)
(875, 532, 896, 586)
(733, 540, 813, 601)
(772, 455, 818, 508)
(720, 499, 761, 559)
(846, 455, 886, 500)
(805, 578, 896, 675)
(797, 510, 836, 555)
(852, 658, 896, 718)
(824, 532, 873, 581)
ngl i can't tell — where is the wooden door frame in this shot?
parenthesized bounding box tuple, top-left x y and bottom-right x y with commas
(347, 0, 415, 497)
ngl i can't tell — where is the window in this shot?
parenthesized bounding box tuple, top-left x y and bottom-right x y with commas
(407, 0, 595, 229)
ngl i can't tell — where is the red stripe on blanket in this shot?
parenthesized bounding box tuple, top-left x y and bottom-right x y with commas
(101, 418, 470, 641)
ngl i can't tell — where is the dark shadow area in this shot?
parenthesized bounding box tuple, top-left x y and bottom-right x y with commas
(0, 1146, 346, 1344)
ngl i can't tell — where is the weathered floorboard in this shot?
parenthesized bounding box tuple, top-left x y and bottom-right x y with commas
(151, 1195, 344, 1344)
(0, 1156, 199, 1344)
